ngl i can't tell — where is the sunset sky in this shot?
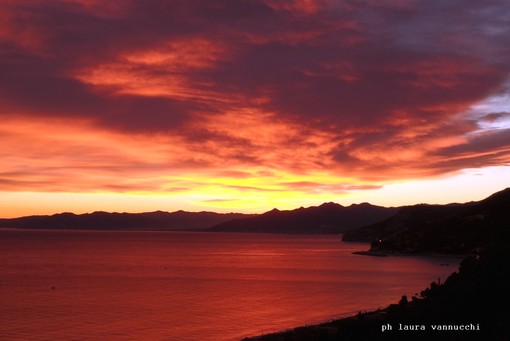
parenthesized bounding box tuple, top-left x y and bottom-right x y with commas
(1, 0, 510, 218)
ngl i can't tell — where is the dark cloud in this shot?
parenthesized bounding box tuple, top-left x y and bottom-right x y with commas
(479, 112, 510, 123)
(437, 129, 510, 156)
(0, 49, 198, 132)
(1, 0, 510, 178)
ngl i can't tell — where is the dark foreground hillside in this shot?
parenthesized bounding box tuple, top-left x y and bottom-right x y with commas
(245, 188, 510, 340)
(243, 243, 510, 340)
(343, 188, 510, 254)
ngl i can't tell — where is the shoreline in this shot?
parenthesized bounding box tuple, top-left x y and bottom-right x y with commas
(242, 308, 390, 341)
(241, 243, 510, 341)
(243, 250, 467, 341)
(352, 249, 468, 259)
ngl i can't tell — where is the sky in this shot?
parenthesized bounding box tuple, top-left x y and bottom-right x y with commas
(1, 0, 510, 218)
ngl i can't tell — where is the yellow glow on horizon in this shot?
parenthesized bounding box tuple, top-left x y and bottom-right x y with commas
(1, 115, 509, 219)
(2, 166, 507, 219)
(339, 166, 510, 207)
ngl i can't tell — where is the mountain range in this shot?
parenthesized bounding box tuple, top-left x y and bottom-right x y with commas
(208, 202, 397, 233)
(343, 187, 510, 254)
(1, 188, 508, 252)
(0, 210, 255, 231)
(0, 202, 397, 234)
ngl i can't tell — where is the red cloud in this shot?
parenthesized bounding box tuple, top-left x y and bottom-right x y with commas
(0, 0, 509, 197)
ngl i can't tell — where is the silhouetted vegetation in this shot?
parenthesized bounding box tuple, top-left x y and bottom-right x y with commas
(245, 188, 510, 340)
(244, 243, 510, 340)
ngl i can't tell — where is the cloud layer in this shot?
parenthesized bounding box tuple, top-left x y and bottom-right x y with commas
(1, 0, 510, 207)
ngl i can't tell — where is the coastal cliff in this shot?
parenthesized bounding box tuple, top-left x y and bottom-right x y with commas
(342, 188, 510, 254)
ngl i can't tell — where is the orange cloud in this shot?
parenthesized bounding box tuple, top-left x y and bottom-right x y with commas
(75, 38, 234, 101)
(1, 0, 510, 216)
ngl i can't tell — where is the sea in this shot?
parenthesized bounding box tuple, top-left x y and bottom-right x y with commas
(0, 229, 460, 341)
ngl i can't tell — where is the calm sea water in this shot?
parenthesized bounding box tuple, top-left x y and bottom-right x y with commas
(0, 229, 460, 341)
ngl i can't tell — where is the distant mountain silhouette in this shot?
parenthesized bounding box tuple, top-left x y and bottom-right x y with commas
(342, 203, 475, 242)
(208, 202, 398, 234)
(343, 187, 510, 254)
(4, 188, 508, 238)
(0, 210, 255, 231)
